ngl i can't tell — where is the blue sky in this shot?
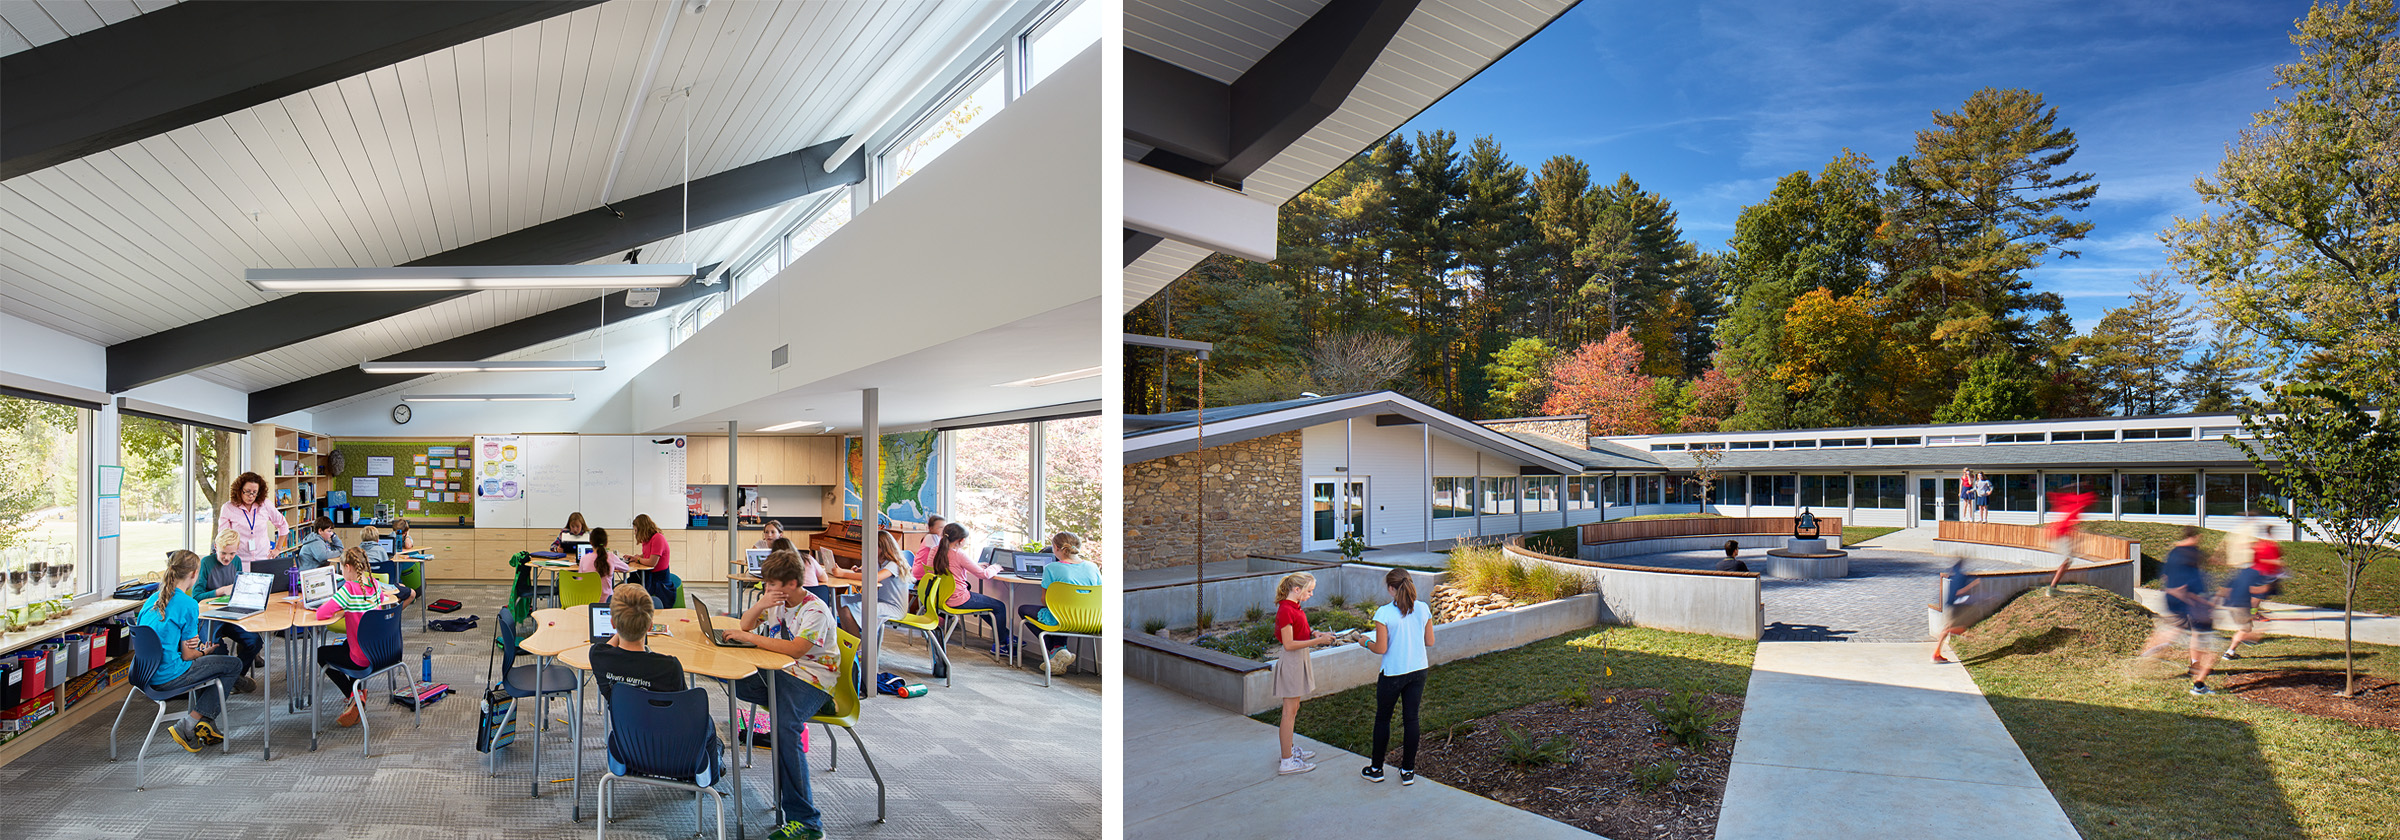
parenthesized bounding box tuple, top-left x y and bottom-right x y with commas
(1396, 0, 2316, 334)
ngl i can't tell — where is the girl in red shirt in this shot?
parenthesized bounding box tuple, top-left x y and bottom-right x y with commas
(1273, 572, 1334, 775)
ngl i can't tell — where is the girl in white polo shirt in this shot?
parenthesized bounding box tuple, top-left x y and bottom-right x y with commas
(1361, 568, 1435, 785)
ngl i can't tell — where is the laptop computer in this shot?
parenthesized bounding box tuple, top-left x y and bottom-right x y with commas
(249, 555, 297, 589)
(297, 565, 340, 609)
(201, 572, 274, 620)
(687, 596, 755, 648)
(1009, 551, 1056, 577)
(744, 548, 770, 576)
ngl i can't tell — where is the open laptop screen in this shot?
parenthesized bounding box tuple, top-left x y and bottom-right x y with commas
(298, 565, 338, 604)
(229, 572, 272, 609)
(745, 548, 770, 575)
(589, 603, 612, 644)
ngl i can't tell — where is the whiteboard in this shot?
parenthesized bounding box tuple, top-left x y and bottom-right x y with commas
(525, 435, 581, 531)
(579, 435, 633, 529)
(631, 437, 688, 530)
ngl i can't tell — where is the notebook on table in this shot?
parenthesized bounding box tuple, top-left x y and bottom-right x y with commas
(688, 597, 755, 648)
(201, 573, 274, 621)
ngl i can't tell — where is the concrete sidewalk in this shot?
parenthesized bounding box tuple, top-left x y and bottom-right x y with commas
(1126, 679, 1604, 839)
(1716, 642, 2079, 840)
(2134, 589, 2400, 646)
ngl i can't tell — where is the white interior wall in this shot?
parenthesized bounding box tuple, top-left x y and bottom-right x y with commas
(0, 309, 105, 391)
(630, 45, 1100, 433)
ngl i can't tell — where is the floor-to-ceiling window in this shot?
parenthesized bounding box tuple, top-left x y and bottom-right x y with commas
(1038, 416, 1102, 556)
(945, 414, 1103, 558)
(1, 393, 92, 602)
(118, 415, 187, 578)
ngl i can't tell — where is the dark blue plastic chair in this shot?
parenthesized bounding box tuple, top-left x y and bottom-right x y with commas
(598, 685, 728, 840)
(488, 611, 582, 775)
(326, 605, 419, 757)
(109, 624, 228, 789)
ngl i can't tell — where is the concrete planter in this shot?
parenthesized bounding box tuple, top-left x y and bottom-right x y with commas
(1130, 591, 1605, 715)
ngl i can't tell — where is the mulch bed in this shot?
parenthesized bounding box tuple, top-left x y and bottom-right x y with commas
(2221, 669, 2400, 730)
(1405, 688, 1743, 840)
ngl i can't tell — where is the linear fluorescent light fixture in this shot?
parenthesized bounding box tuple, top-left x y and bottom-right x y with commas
(246, 263, 697, 292)
(757, 419, 820, 432)
(995, 366, 1103, 388)
(401, 393, 577, 402)
(361, 360, 607, 374)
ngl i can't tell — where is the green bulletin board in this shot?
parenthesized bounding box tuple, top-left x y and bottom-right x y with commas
(332, 439, 475, 521)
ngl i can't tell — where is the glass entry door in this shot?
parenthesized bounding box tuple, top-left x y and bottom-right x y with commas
(1917, 477, 1961, 525)
(1308, 478, 1367, 550)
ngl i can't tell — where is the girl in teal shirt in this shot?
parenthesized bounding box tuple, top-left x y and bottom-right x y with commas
(137, 550, 244, 751)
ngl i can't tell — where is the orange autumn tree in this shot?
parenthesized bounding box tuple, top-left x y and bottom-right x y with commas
(1544, 329, 1663, 434)
(1774, 287, 1917, 427)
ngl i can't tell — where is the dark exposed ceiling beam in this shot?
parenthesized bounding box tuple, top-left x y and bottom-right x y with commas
(247, 265, 720, 421)
(2, 1, 603, 180)
(1124, 0, 1421, 189)
(107, 136, 865, 393)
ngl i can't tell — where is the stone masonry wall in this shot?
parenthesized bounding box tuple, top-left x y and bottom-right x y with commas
(1476, 416, 1589, 448)
(1125, 431, 1303, 571)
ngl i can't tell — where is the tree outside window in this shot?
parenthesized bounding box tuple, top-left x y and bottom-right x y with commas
(1039, 416, 1102, 557)
(952, 424, 1033, 551)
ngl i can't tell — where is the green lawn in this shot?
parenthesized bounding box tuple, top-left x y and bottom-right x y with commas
(1270, 625, 1757, 755)
(2079, 520, 2399, 616)
(1841, 526, 1902, 545)
(1959, 585, 2400, 840)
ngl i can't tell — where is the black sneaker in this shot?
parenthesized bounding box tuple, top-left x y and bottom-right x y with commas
(1399, 769, 1416, 786)
(1360, 765, 1385, 783)
(2189, 683, 2217, 696)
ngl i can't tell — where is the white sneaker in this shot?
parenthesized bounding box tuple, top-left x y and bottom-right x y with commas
(1047, 647, 1077, 673)
(1277, 757, 1316, 775)
(1290, 747, 1316, 761)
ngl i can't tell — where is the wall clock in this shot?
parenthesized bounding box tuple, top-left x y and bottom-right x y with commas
(392, 403, 412, 425)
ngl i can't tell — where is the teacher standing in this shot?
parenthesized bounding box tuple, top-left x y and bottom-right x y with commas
(216, 471, 287, 568)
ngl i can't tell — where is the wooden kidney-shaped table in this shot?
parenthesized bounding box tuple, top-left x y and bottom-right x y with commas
(531, 607, 794, 840)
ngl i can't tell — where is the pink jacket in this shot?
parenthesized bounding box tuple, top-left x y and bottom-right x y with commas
(913, 547, 993, 607)
(217, 502, 288, 563)
(313, 579, 378, 668)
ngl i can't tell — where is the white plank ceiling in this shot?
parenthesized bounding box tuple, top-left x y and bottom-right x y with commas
(0, 0, 181, 55)
(1122, 0, 1577, 312)
(0, 0, 993, 393)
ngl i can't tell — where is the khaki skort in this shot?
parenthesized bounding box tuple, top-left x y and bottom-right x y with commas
(1273, 648, 1314, 699)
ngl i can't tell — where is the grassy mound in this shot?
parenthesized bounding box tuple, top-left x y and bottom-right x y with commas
(2080, 520, 2399, 616)
(1953, 583, 2154, 662)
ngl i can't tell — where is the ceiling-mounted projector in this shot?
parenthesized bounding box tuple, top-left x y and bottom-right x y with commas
(624, 288, 661, 307)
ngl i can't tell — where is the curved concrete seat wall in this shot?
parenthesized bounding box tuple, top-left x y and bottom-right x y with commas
(1581, 516, 1844, 546)
(1505, 539, 1763, 641)
(1580, 533, 1841, 560)
(1930, 559, 2142, 635)
(1930, 521, 2142, 634)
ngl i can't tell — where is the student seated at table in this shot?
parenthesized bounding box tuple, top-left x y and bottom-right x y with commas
(391, 518, 417, 552)
(315, 548, 402, 727)
(753, 519, 786, 550)
(589, 583, 695, 706)
(624, 514, 676, 608)
(195, 528, 262, 692)
(359, 525, 390, 564)
(771, 536, 833, 608)
(141, 550, 243, 750)
(717, 549, 842, 840)
(912, 522, 1012, 649)
(552, 511, 592, 553)
(583, 527, 633, 575)
(829, 531, 912, 637)
(1018, 531, 1100, 673)
(295, 516, 341, 569)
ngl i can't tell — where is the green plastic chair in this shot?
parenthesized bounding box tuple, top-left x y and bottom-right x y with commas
(809, 629, 884, 823)
(885, 575, 951, 687)
(1018, 586, 1102, 686)
(556, 570, 607, 607)
(930, 573, 999, 660)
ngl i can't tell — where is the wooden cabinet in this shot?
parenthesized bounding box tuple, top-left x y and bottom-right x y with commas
(687, 436, 728, 484)
(688, 435, 838, 486)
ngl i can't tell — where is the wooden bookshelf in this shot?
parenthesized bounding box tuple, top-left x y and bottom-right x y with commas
(248, 424, 334, 524)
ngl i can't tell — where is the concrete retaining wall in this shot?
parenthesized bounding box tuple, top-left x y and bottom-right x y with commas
(1130, 592, 1607, 715)
(1510, 541, 1763, 640)
(1580, 533, 1840, 560)
(1933, 537, 2142, 571)
(1931, 557, 2142, 634)
(1125, 561, 1439, 631)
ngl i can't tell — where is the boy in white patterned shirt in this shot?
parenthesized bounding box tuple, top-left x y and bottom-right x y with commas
(721, 549, 840, 840)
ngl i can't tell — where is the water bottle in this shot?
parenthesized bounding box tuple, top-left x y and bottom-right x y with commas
(421, 647, 433, 684)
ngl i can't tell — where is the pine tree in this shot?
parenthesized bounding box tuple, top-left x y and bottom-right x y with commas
(2179, 325, 2258, 412)
(1880, 88, 2097, 405)
(2080, 273, 2198, 415)
(1484, 337, 1556, 417)
(1936, 355, 2043, 423)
